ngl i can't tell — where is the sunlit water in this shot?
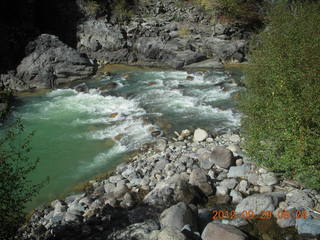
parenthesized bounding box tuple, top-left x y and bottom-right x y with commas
(6, 66, 243, 209)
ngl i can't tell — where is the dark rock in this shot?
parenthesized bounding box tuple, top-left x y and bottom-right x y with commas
(73, 83, 89, 93)
(15, 34, 95, 91)
(201, 222, 248, 240)
(211, 146, 234, 169)
(160, 202, 198, 231)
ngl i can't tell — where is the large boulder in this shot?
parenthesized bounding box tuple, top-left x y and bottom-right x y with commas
(107, 220, 160, 240)
(201, 222, 248, 240)
(160, 202, 197, 231)
(143, 175, 200, 208)
(77, 20, 129, 63)
(189, 168, 213, 195)
(15, 34, 95, 90)
(211, 146, 234, 169)
(235, 194, 281, 215)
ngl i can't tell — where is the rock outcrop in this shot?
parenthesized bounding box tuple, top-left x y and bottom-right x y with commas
(2, 34, 95, 91)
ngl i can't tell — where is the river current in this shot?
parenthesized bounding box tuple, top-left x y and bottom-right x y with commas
(8, 66, 243, 209)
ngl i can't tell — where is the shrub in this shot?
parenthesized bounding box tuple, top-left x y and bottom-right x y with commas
(239, 1, 320, 188)
(177, 25, 191, 38)
(112, 0, 135, 24)
(0, 119, 45, 239)
(188, 0, 265, 25)
(84, 0, 100, 17)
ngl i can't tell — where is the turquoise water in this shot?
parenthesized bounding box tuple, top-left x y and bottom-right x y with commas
(8, 67, 243, 209)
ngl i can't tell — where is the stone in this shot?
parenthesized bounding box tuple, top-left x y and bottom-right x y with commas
(274, 208, 296, 228)
(211, 146, 234, 169)
(235, 194, 278, 215)
(247, 173, 259, 185)
(144, 175, 199, 208)
(15, 34, 95, 90)
(230, 190, 243, 204)
(181, 129, 191, 137)
(113, 182, 128, 199)
(196, 148, 214, 169)
(260, 186, 273, 193)
(184, 59, 224, 69)
(160, 202, 197, 231)
(227, 164, 251, 178)
(286, 189, 315, 208)
(193, 128, 208, 142)
(260, 173, 278, 186)
(296, 218, 320, 236)
(154, 139, 167, 152)
(220, 178, 238, 189)
(109, 175, 124, 183)
(107, 220, 160, 240)
(235, 159, 243, 166)
(120, 192, 135, 208)
(216, 186, 229, 196)
(189, 168, 213, 195)
(158, 227, 186, 240)
(238, 180, 249, 194)
(201, 222, 248, 240)
(104, 183, 116, 194)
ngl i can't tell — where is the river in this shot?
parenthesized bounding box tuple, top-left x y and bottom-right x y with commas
(6, 65, 243, 209)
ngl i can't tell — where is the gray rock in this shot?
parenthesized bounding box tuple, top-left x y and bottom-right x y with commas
(196, 148, 214, 169)
(158, 227, 187, 240)
(144, 175, 198, 208)
(227, 164, 251, 178)
(109, 174, 124, 183)
(274, 208, 296, 228)
(201, 222, 248, 240)
(104, 183, 116, 194)
(120, 192, 135, 208)
(154, 139, 167, 152)
(15, 34, 95, 90)
(259, 173, 278, 186)
(107, 220, 160, 240)
(286, 189, 315, 208)
(184, 59, 223, 69)
(160, 202, 197, 231)
(259, 186, 273, 193)
(216, 186, 229, 196)
(237, 180, 249, 194)
(193, 128, 208, 142)
(211, 146, 234, 169)
(296, 217, 320, 236)
(235, 194, 278, 215)
(113, 182, 129, 199)
(247, 173, 259, 185)
(220, 178, 238, 189)
(230, 190, 243, 204)
(189, 168, 213, 195)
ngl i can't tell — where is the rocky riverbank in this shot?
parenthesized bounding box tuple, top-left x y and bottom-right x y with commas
(0, 0, 250, 92)
(19, 129, 320, 240)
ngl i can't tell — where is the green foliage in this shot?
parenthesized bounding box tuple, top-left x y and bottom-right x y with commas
(177, 25, 191, 38)
(188, 0, 265, 25)
(0, 119, 45, 239)
(239, 1, 320, 187)
(84, 0, 101, 16)
(112, 0, 135, 24)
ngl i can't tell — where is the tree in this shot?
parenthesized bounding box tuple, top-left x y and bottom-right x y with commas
(239, 1, 320, 187)
(0, 119, 44, 239)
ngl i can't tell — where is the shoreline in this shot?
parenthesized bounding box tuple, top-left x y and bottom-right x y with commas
(20, 128, 320, 240)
